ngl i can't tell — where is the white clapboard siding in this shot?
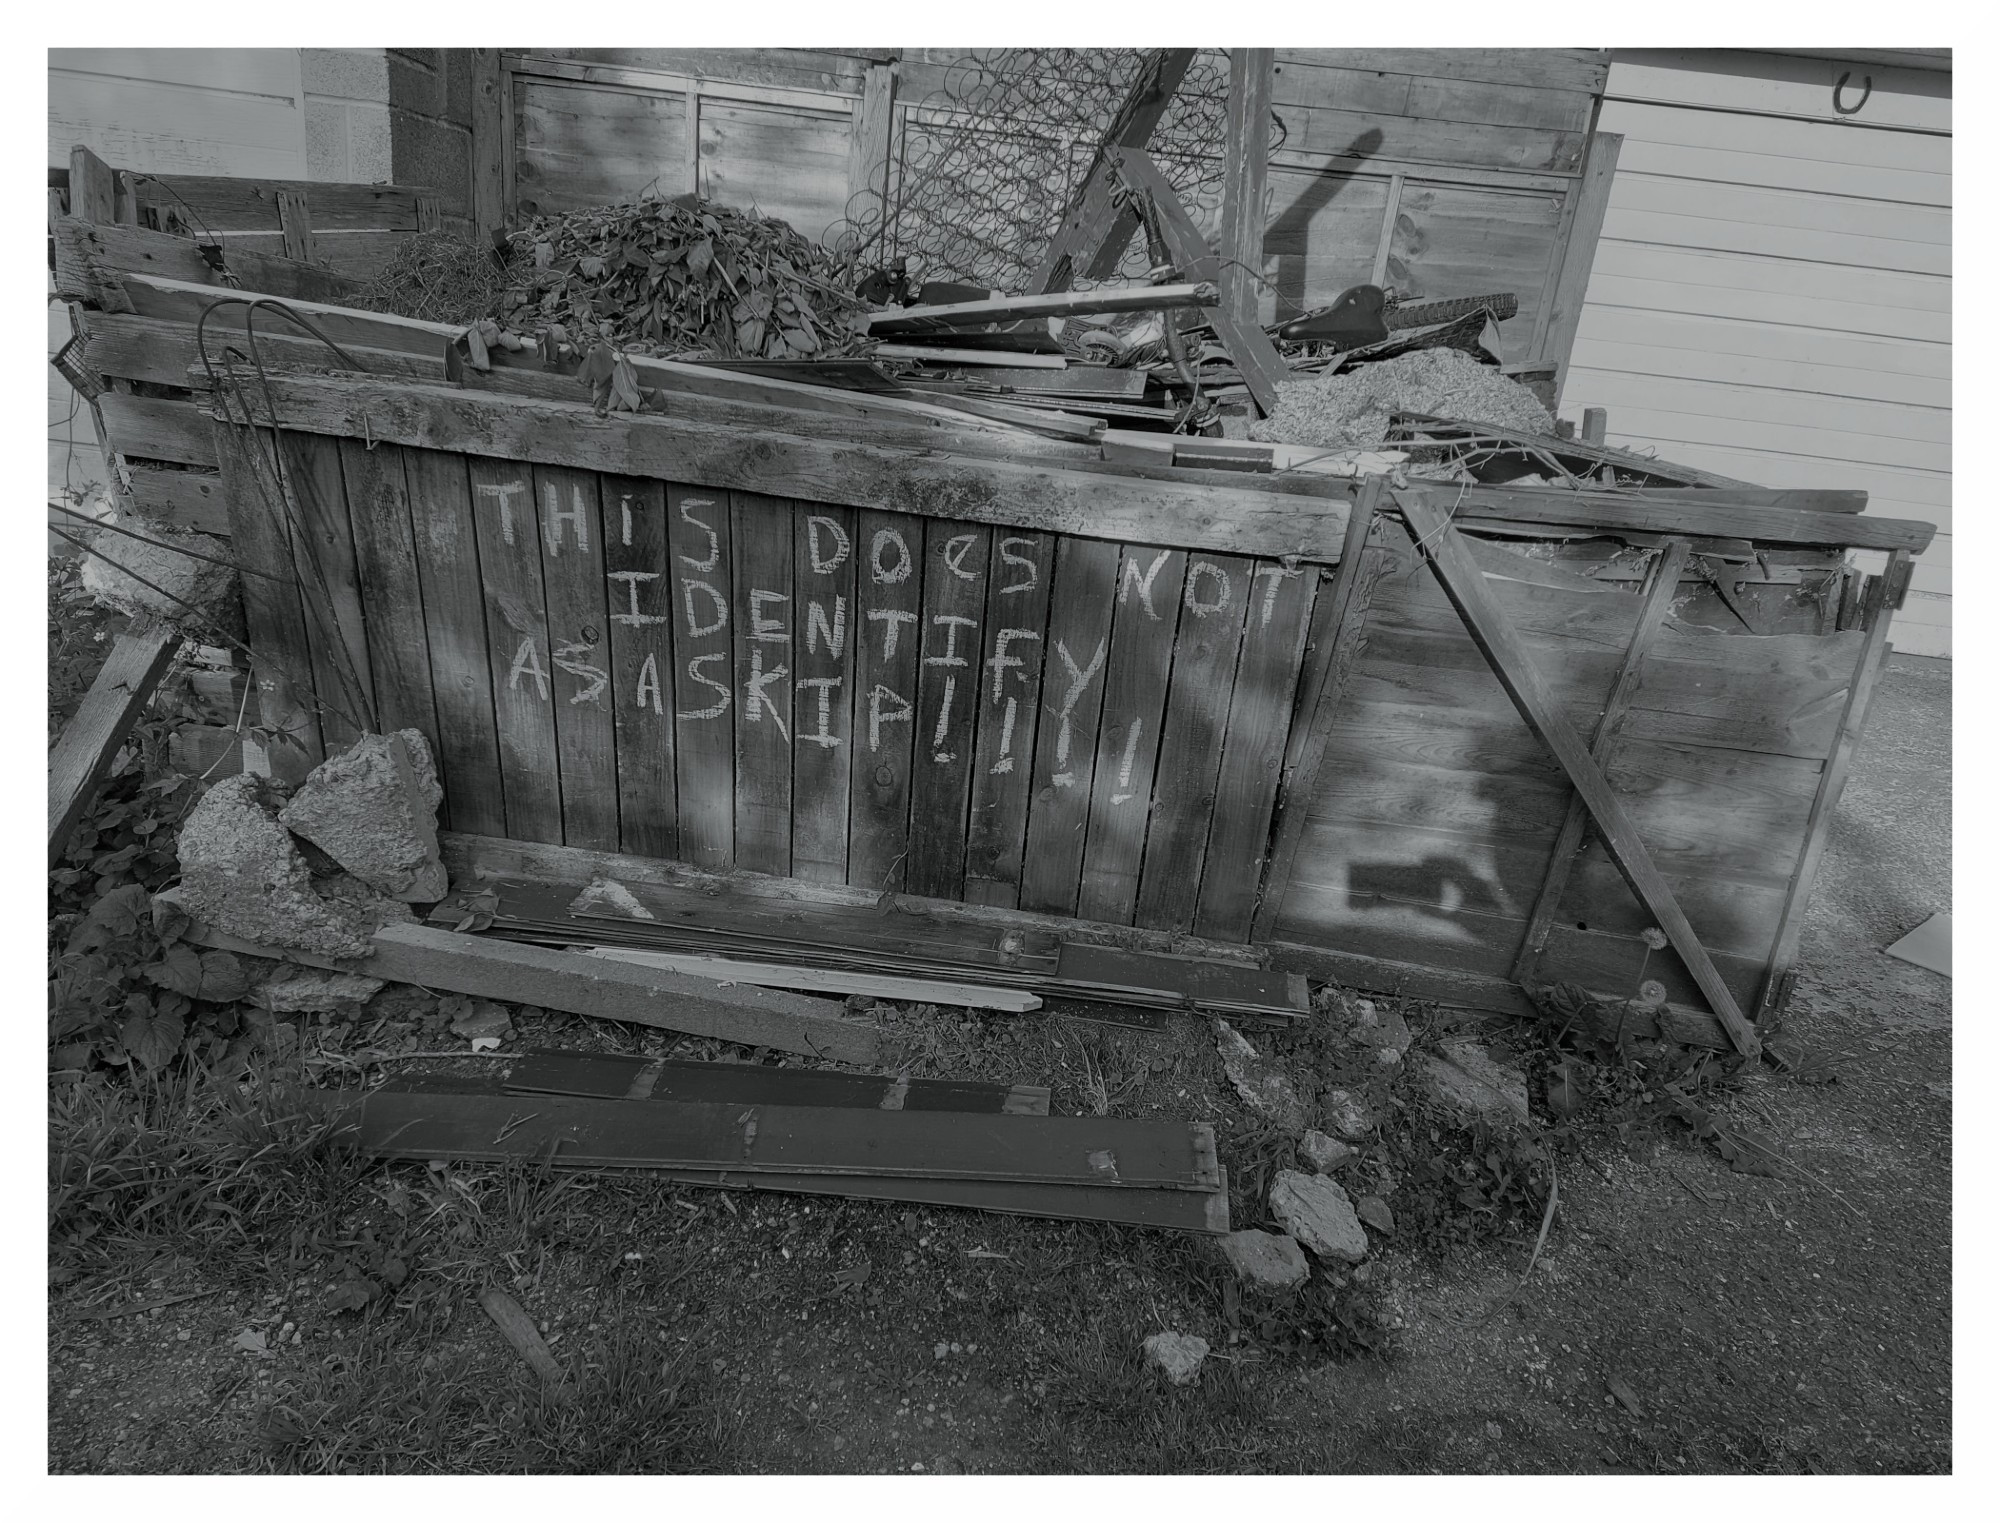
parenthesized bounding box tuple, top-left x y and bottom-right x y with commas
(1567, 50, 1951, 656)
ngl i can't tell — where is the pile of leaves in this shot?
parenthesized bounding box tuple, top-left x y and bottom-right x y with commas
(493, 195, 869, 363)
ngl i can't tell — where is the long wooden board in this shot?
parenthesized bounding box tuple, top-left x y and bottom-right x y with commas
(503, 1052, 1050, 1115)
(48, 628, 178, 867)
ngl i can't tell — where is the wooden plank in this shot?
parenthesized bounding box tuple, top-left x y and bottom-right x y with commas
(862, 282, 1217, 337)
(848, 509, 924, 891)
(275, 189, 316, 264)
(533, 466, 619, 851)
(844, 61, 897, 238)
(1018, 537, 1121, 917)
(190, 917, 880, 1064)
(286, 432, 373, 751)
(964, 530, 1055, 908)
(1132, 552, 1255, 933)
(1540, 132, 1621, 395)
(1513, 539, 1690, 983)
(1276, 48, 1608, 97)
(601, 475, 677, 859)
(67, 146, 118, 225)
(905, 522, 990, 901)
(1076, 548, 1186, 925)
(404, 448, 505, 837)
(872, 344, 1067, 370)
(1755, 557, 1907, 1020)
(206, 372, 1357, 564)
(96, 394, 214, 468)
(667, 485, 735, 868)
(585, 948, 1039, 1012)
(467, 457, 561, 842)
(469, 49, 508, 237)
(128, 174, 425, 232)
(210, 421, 322, 781)
(1029, 49, 1196, 293)
(729, 491, 795, 875)
(316, 1081, 1217, 1190)
(48, 628, 178, 867)
(1252, 478, 1389, 943)
(791, 503, 856, 883)
(337, 440, 438, 741)
(1395, 490, 1760, 1055)
(506, 1052, 1049, 1115)
(1194, 557, 1319, 943)
(53, 217, 367, 307)
(1369, 172, 1407, 288)
(1429, 483, 1934, 555)
(125, 466, 226, 536)
(83, 313, 439, 394)
(1219, 49, 1275, 336)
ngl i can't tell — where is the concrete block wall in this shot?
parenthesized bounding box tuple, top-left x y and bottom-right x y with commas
(303, 49, 394, 184)
(388, 49, 478, 239)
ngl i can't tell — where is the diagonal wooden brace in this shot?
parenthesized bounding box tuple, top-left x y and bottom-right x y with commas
(1395, 492, 1761, 1056)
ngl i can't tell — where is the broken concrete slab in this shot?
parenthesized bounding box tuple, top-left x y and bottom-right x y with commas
(1420, 1039, 1532, 1127)
(1300, 1129, 1357, 1174)
(1318, 1088, 1377, 1142)
(1215, 1019, 1310, 1134)
(1269, 1169, 1370, 1265)
(1344, 997, 1413, 1062)
(279, 730, 447, 902)
(1218, 1229, 1309, 1292)
(252, 967, 384, 1015)
(75, 484, 238, 629)
(1142, 1331, 1209, 1387)
(176, 774, 383, 960)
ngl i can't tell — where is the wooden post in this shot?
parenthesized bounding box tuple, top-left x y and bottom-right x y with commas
(846, 61, 898, 245)
(48, 627, 180, 867)
(1754, 551, 1909, 1021)
(685, 82, 702, 198)
(1027, 49, 1195, 294)
(1537, 131, 1622, 404)
(1368, 172, 1406, 288)
(1581, 406, 1608, 444)
(468, 48, 507, 238)
(1251, 475, 1390, 942)
(68, 145, 118, 225)
(1511, 538, 1690, 984)
(1396, 491, 1761, 1056)
(276, 189, 316, 265)
(1218, 49, 1273, 334)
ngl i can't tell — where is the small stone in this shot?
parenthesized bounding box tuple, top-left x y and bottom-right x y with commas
(1142, 1331, 1209, 1387)
(1485, 1420, 1504, 1441)
(1218, 1229, 1309, 1292)
(1319, 1088, 1377, 1141)
(449, 1002, 514, 1043)
(279, 730, 448, 902)
(251, 967, 385, 1015)
(1300, 1129, 1357, 1173)
(1346, 998, 1413, 1060)
(1215, 1019, 1310, 1134)
(1269, 1169, 1370, 1264)
(1420, 1040, 1532, 1126)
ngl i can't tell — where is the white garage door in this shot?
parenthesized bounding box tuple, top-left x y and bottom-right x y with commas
(1563, 49, 1951, 656)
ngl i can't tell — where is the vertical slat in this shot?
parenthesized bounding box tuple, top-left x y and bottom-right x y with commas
(685, 83, 702, 197)
(1511, 538, 1692, 984)
(1538, 130, 1622, 399)
(730, 491, 795, 876)
(1251, 478, 1388, 942)
(211, 419, 323, 783)
(1194, 556, 1319, 942)
(68, 145, 118, 225)
(1077, 547, 1188, 924)
(846, 62, 898, 240)
(1018, 536, 1121, 916)
(602, 475, 677, 859)
(1397, 490, 1760, 1056)
(1133, 551, 1255, 932)
(415, 195, 443, 234)
(792, 504, 857, 883)
(286, 432, 373, 752)
(668, 485, 734, 867)
(1755, 552, 1909, 1021)
(405, 448, 505, 836)
(1369, 173, 1407, 288)
(339, 439, 439, 741)
(848, 509, 925, 891)
(1218, 49, 1274, 334)
(113, 170, 138, 226)
(906, 521, 990, 901)
(469, 48, 508, 238)
(467, 457, 561, 843)
(276, 188, 317, 265)
(964, 530, 1057, 907)
(534, 465, 618, 851)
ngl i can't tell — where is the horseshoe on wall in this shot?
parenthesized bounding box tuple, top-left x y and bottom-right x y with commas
(1833, 71, 1873, 116)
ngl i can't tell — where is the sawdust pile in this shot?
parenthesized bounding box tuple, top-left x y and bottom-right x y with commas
(1250, 349, 1554, 450)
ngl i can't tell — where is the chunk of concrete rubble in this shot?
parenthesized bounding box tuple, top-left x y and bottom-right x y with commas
(176, 775, 382, 960)
(450, 1001, 515, 1043)
(1269, 1169, 1370, 1265)
(1420, 1039, 1532, 1127)
(251, 967, 384, 1015)
(1345, 998, 1413, 1061)
(1214, 1019, 1310, 1134)
(279, 731, 447, 902)
(1300, 1129, 1357, 1173)
(1318, 1088, 1377, 1141)
(1218, 1229, 1309, 1292)
(1142, 1331, 1209, 1387)
(74, 484, 238, 627)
